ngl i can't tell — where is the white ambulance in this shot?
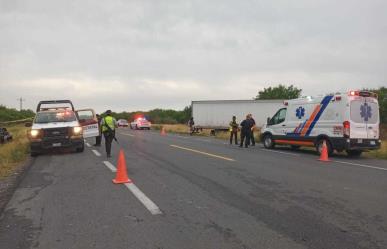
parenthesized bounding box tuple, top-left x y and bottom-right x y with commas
(261, 91, 381, 157)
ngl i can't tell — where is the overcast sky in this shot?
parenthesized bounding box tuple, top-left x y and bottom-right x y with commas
(0, 0, 386, 113)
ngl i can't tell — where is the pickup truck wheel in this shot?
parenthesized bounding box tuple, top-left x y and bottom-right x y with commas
(76, 145, 84, 153)
(346, 150, 362, 157)
(263, 134, 275, 149)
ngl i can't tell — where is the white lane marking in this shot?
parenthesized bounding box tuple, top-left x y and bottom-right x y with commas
(332, 160, 387, 172)
(194, 138, 212, 143)
(124, 183, 163, 215)
(261, 149, 300, 156)
(121, 133, 135, 137)
(92, 149, 101, 157)
(86, 142, 91, 147)
(103, 161, 117, 172)
(176, 135, 188, 139)
(102, 161, 162, 215)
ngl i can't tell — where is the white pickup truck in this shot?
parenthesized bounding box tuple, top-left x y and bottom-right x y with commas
(27, 100, 99, 157)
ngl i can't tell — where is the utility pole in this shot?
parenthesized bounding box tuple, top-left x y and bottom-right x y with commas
(17, 97, 25, 111)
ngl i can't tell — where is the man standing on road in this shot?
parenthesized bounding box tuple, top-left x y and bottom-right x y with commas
(188, 117, 195, 136)
(239, 115, 254, 148)
(229, 116, 239, 145)
(94, 114, 102, 147)
(101, 110, 117, 158)
(248, 114, 256, 146)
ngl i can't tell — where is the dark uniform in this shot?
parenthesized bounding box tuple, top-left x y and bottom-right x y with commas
(229, 116, 238, 145)
(101, 110, 117, 158)
(239, 116, 254, 148)
(188, 117, 195, 136)
(249, 115, 256, 146)
(94, 114, 102, 146)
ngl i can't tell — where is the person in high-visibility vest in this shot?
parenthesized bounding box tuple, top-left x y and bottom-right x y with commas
(229, 116, 238, 145)
(100, 110, 117, 158)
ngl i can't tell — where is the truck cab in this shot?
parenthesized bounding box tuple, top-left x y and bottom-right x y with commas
(27, 100, 98, 157)
(261, 91, 381, 157)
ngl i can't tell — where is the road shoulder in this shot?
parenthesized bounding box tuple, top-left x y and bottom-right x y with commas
(0, 157, 34, 215)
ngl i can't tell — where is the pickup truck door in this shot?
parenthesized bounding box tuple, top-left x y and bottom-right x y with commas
(75, 109, 99, 138)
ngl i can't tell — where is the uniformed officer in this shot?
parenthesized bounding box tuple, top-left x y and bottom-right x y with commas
(239, 115, 254, 148)
(229, 116, 238, 145)
(101, 110, 117, 158)
(188, 117, 195, 136)
(248, 114, 256, 146)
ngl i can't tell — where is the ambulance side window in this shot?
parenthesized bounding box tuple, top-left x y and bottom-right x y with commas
(270, 108, 287, 125)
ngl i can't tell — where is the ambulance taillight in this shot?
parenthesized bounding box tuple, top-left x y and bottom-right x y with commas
(343, 121, 350, 138)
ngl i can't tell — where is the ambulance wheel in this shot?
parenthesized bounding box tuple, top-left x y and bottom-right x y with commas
(316, 139, 333, 156)
(346, 150, 362, 157)
(263, 134, 275, 149)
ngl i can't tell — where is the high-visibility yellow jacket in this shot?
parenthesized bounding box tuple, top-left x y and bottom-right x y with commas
(102, 116, 116, 132)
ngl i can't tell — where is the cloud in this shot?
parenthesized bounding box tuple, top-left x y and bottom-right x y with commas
(1, 0, 386, 112)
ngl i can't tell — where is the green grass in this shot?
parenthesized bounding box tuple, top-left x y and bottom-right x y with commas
(365, 141, 387, 159)
(0, 125, 30, 178)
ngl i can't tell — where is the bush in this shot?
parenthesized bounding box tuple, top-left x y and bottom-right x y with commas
(0, 105, 35, 122)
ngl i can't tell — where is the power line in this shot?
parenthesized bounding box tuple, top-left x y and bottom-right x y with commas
(16, 97, 25, 111)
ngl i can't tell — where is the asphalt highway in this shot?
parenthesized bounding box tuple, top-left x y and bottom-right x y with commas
(1, 128, 386, 249)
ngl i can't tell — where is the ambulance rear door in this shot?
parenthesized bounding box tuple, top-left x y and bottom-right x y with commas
(365, 97, 379, 139)
(350, 97, 368, 139)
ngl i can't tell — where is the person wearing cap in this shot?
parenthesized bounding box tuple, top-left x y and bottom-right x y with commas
(239, 114, 254, 148)
(100, 110, 117, 158)
(229, 116, 238, 145)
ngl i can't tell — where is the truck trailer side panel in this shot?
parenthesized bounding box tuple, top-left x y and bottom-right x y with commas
(192, 100, 284, 129)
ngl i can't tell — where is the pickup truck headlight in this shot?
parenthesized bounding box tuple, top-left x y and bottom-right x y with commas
(30, 129, 40, 138)
(73, 126, 83, 135)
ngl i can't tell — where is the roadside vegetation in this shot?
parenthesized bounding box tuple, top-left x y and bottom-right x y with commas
(0, 125, 30, 178)
(112, 106, 192, 124)
(0, 105, 35, 122)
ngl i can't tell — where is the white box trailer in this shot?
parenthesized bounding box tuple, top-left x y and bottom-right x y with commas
(192, 100, 285, 130)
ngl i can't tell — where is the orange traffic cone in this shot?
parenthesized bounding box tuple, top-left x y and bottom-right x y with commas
(318, 140, 330, 162)
(161, 127, 166, 136)
(112, 149, 132, 184)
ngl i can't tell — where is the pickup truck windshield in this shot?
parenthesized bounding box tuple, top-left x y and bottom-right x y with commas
(34, 111, 77, 123)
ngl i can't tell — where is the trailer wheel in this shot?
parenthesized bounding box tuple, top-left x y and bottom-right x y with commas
(263, 134, 275, 149)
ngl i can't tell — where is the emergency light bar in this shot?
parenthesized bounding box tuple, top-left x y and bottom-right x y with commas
(348, 90, 377, 98)
(36, 100, 75, 112)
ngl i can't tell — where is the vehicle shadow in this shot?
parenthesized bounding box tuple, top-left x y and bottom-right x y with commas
(268, 145, 366, 160)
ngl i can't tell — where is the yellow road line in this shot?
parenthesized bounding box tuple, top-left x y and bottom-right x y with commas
(170, 144, 235, 162)
(121, 133, 135, 137)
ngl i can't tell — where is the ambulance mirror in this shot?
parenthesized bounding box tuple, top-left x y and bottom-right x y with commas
(267, 117, 271, 125)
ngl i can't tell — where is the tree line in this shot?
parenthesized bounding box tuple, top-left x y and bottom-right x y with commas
(0, 105, 35, 122)
(111, 106, 192, 124)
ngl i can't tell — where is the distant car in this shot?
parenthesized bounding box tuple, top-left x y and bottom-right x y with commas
(130, 117, 151, 130)
(117, 119, 129, 127)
